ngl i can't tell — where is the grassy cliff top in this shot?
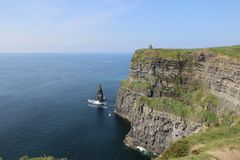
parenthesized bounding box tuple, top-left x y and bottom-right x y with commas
(133, 45, 240, 60)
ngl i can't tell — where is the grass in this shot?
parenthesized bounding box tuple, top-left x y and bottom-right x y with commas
(193, 89, 204, 105)
(167, 153, 215, 160)
(138, 96, 220, 126)
(202, 95, 219, 108)
(176, 81, 220, 121)
(133, 45, 240, 62)
(188, 125, 240, 147)
(156, 122, 240, 160)
(134, 48, 193, 60)
(138, 96, 194, 119)
(121, 79, 151, 90)
(209, 45, 240, 57)
(159, 140, 190, 160)
(191, 87, 219, 112)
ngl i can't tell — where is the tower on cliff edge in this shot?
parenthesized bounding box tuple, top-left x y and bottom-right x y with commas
(148, 44, 153, 49)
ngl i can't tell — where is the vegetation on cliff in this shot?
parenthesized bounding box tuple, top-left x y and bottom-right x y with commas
(133, 45, 240, 61)
(209, 45, 240, 57)
(158, 121, 240, 160)
(138, 96, 219, 126)
(121, 79, 151, 91)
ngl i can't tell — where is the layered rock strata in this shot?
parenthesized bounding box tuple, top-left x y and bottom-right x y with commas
(115, 47, 240, 154)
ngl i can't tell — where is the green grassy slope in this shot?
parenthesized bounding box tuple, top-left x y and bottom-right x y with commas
(133, 45, 240, 60)
(157, 121, 240, 160)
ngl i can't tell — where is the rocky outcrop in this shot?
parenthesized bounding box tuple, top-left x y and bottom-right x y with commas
(96, 83, 104, 102)
(115, 47, 240, 155)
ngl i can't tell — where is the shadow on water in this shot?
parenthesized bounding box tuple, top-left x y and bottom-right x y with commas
(114, 114, 131, 135)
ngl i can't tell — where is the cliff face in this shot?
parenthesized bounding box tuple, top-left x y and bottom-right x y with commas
(203, 56, 240, 108)
(115, 46, 240, 155)
(116, 87, 202, 154)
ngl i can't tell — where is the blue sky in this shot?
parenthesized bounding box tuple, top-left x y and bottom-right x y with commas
(0, 0, 239, 52)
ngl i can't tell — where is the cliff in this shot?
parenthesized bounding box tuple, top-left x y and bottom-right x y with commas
(115, 45, 240, 156)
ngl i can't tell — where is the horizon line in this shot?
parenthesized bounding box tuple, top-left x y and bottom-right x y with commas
(0, 44, 239, 54)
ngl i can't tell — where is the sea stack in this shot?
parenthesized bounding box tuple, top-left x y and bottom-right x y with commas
(96, 83, 104, 103)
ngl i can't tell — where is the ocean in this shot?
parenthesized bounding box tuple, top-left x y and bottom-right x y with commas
(0, 53, 150, 160)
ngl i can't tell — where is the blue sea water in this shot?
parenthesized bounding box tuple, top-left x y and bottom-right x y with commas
(0, 53, 150, 160)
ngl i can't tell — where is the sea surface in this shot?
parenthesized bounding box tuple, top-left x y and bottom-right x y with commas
(0, 53, 150, 160)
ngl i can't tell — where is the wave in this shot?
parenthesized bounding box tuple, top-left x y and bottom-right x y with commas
(87, 99, 108, 109)
(136, 146, 148, 153)
(136, 146, 157, 156)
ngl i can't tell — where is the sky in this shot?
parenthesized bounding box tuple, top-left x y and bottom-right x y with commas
(0, 0, 239, 52)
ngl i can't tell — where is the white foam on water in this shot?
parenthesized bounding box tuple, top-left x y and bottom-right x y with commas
(136, 146, 158, 156)
(136, 146, 148, 153)
(87, 99, 107, 108)
(87, 99, 103, 105)
(87, 103, 108, 109)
